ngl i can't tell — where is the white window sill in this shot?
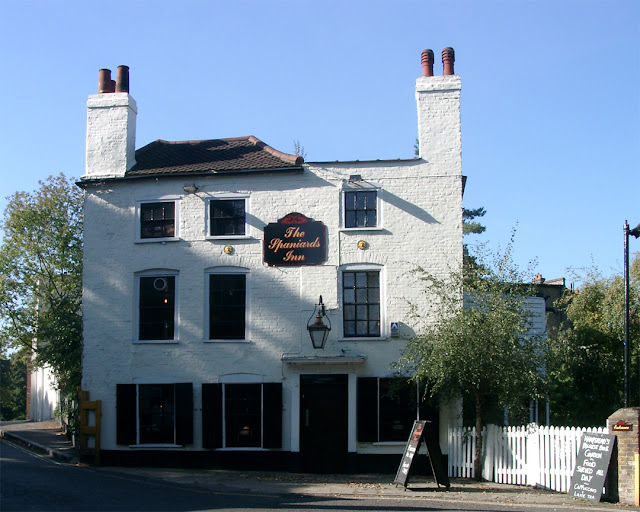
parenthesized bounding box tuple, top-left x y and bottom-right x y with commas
(129, 444, 183, 449)
(206, 235, 252, 240)
(135, 237, 180, 244)
(339, 337, 388, 342)
(339, 227, 383, 232)
(373, 441, 406, 446)
(133, 340, 180, 345)
(204, 339, 251, 344)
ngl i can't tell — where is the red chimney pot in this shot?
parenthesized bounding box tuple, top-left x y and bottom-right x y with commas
(115, 65, 130, 93)
(442, 47, 455, 75)
(98, 69, 112, 94)
(421, 49, 434, 77)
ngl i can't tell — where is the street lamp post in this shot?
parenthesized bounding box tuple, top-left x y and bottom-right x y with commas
(623, 220, 640, 408)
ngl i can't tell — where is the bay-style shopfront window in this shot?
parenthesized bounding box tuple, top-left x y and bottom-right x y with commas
(201, 383, 282, 449)
(342, 270, 381, 337)
(116, 383, 193, 446)
(357, 378, 433, 443)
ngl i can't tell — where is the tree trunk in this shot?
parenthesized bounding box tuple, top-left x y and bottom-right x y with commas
(473, 390, 484, 480)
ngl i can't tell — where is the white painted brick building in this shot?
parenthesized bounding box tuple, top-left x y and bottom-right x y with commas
(79, 49, 464, 472)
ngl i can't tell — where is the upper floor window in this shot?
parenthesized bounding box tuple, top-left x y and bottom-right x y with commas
(344, 190, 377, 228)
(137, 271, 178, 342)
(342, 269, 381, 338)
(140, 201, 177, 240)
(207, 267, 249, 341)
(208, 197, 248, 238)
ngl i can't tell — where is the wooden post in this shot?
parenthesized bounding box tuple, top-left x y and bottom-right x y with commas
(78, 389, 102, 465)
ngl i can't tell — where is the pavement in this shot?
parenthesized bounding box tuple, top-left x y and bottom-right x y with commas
(1, 420, 637, 510)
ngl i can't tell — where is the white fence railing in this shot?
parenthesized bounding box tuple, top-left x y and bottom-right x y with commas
(448, 424, 608, 492)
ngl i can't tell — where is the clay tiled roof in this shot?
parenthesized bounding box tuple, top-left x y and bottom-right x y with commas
(126, 136, 304, 176)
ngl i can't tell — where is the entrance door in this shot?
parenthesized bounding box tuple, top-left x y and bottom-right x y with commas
(300, 374, 348, 473)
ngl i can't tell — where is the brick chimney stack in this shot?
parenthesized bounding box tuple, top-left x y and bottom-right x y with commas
(84, 66, 137, 178)
(414, 48, 462, 176)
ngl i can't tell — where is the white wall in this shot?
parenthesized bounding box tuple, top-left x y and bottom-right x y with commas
(29, 364, 59, 422)
(81, 158, 462, 452)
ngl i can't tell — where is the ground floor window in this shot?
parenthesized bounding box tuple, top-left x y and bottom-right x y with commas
(357, 377, 435, 442)
(116, 383, 193, 445)
(202, 382, 282, 449)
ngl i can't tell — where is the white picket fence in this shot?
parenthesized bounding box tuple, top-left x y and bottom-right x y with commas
(448, 424, 609, 492)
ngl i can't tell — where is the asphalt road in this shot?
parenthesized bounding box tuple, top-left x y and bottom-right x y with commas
(0, 439, 610, 512)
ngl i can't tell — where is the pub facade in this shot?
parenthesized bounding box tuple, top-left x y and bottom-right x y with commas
(79, 48, 464, 471)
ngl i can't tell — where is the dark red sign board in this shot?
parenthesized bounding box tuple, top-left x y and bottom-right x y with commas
(263, 213, 327, 266)
(612, 420, 632, 431)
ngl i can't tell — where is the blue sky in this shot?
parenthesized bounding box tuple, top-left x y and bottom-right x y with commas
(1, 0, 638, 286)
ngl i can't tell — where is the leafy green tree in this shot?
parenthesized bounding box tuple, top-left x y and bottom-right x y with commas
(397, 240, 544, 478)
(0, 351, 27, 420)
(546, 254, 640, 425)
(0, 174, 83, 398)
(463, 207, 486, 235)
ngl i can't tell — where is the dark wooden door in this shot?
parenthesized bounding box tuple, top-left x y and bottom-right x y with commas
(300, 374, 348, 473)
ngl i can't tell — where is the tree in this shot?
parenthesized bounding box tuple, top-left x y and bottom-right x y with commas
(396, 239, 544, 478)
(0, 351, 27, 420)
(546, 254, 640, 425)
(0, 174, 83, 398)
(463, 207, 486, 235)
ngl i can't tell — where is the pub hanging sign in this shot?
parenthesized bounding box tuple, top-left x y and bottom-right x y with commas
(263, 212, 327, 266)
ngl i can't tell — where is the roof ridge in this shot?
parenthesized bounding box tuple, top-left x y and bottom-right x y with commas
(248, 136, 304, 165)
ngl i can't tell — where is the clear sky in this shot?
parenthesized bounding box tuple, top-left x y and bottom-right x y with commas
(1, 0, 638, 286)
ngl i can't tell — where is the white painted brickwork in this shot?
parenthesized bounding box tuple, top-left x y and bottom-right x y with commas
(81, 71, 464, 455)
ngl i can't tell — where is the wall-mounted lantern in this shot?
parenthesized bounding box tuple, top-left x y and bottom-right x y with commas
(307, 295, 331, 349)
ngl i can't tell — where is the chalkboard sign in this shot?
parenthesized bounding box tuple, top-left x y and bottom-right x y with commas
(393, 420, 449, 489)
(569, 432, 615, 502)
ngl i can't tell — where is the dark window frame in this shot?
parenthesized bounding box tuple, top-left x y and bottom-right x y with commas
(342, 270, 381, 338)
(357, 377, 428, 443)
(208, 271, 247, 340)
(138, 274, 176, 341)
(202, 382, 282, 449)
(344, 190, 378, 229)
(116, 383, 193, 446)
(139, 201, 177, 240)
(209, 198, 247, 237)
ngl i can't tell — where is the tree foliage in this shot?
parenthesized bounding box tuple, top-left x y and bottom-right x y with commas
(0, 351, 27, 420)
(546, 254, 640, 426)
(463, 207, 486, 235)
(397, 238, 544, 477)
(0, 174, 83, 394)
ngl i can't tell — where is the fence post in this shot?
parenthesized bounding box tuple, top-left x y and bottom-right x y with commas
(483, 425, 493, 481)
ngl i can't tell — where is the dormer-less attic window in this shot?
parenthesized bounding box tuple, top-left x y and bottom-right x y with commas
(342, 178, 381, 230)
(345, 190, 377, 228)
